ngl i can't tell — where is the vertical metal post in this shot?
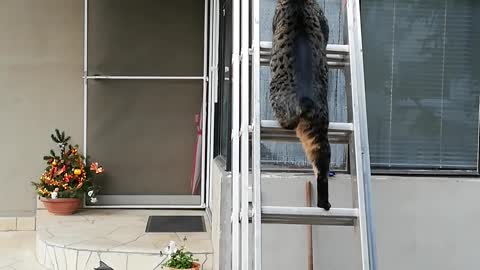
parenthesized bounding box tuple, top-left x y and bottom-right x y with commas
(209, 0, 219, 207)
(306, 182, 313, 270)
(207, 0, 220, 210)
(346, 0, 377, 269)
(200, 0, 209, 207)
(231, 0, 241, 268)
(206, 0, 213, 210)
(83, 0, 88, 157)
(240, 0, 250, 269)
(252, 0, 262, 269)
(213, 1, 219, 105)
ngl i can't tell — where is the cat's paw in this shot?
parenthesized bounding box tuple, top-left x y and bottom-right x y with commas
(317, 200, 331, 211)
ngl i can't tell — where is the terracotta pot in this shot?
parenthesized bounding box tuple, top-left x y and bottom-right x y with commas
(167, 262, 201, 270)
(40, 197, 81, 215)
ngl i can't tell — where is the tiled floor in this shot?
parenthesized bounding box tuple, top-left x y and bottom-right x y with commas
(36, 209, 213, 270)
(0, 231, 46, 270)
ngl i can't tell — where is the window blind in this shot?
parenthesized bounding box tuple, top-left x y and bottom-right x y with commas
(362, 0, 480, 170)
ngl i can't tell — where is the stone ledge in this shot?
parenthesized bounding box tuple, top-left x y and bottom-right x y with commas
(0, 216, 36, 231)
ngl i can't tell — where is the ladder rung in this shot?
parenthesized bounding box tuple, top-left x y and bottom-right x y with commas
(260, 120, 353, 144)
(259, 41, 349, 68)
(261, 206, 358, 226)
(262, 120, 353, 132)
(259, 41, 350, 54)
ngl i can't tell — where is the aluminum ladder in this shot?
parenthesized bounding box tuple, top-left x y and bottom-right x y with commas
(230, 0, 377, 269)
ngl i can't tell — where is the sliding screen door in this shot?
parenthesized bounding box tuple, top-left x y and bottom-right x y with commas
(85, 0, 206, 206)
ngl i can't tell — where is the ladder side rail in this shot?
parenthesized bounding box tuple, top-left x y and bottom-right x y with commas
(346, 0, 376, 269)
(231, 0, 241, 269)
(240, 0, 250, 269)
(346, 3, 370, 270)
(349, 0, 378, 268)
(252, 0, 262, 269)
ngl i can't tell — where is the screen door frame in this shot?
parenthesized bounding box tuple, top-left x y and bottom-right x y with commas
(82, 0, 210, 209)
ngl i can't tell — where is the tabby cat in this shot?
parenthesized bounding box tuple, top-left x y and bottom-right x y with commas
(269, 0, 331, 210)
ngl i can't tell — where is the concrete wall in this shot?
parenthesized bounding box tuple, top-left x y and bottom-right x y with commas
(0, 0, 83, 217)
(210, 158, 232, 270)
(212, 161, 480, 269)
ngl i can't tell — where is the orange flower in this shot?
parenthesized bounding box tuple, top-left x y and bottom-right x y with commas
(90, 162, 99, 171)
(90, 162, 104, 174)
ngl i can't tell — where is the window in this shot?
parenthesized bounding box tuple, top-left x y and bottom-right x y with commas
(362, 0, 480, 172)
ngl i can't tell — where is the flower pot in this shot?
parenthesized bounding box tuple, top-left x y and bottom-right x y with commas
(166, 262, 201, 270)
(40, 197, 81, 215)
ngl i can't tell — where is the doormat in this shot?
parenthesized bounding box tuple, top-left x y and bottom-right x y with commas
(145, 216, 206, 233)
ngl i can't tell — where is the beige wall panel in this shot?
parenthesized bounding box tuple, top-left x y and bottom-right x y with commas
(0, 0, 83, 216)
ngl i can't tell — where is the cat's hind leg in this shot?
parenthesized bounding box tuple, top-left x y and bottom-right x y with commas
(314, 140, 331, 210)
(269, 83, 302, 130)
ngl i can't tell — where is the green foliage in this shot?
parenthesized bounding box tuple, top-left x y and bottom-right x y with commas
(163, 247, 198, 269)
(51, 129, 71, 145)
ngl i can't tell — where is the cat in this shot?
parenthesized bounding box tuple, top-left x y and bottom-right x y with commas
(270, 0, 331, 210)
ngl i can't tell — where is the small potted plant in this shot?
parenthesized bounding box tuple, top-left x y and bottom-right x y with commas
(161, 239, 200, 270)
(31, 129, 104, 215)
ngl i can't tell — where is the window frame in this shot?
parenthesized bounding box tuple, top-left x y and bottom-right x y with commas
(214, 0, 233, 171)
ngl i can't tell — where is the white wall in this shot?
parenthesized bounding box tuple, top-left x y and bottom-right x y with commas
(212, 160, 480, 269)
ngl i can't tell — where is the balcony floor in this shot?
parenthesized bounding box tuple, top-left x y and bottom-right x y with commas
(36, 209, 213, 270)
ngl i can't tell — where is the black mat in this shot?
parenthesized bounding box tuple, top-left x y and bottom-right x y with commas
(145, 216, 206, 232)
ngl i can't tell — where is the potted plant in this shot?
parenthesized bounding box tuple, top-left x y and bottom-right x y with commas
(161, 239, 200, 270)
(31, 129, 104, 215)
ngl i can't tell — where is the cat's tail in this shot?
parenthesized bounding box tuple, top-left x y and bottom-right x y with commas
(295, 98, 331, 210)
